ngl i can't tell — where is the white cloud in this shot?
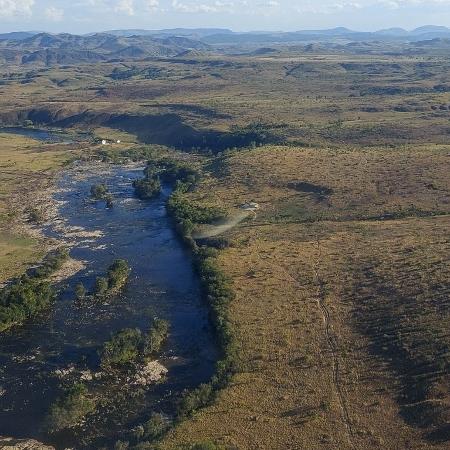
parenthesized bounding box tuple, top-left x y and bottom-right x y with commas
(115, 0, 135, 15)
(171, 0, 234, 13)
(260, 0, 280, 6)
(293, 0, 450, 15)
(145, 0, 159, 10)
(0, 0, 34, 18)
(45, 6, 64, 21)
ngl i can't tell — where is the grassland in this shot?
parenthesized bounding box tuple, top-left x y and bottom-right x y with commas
(0, 131, 74, 281)
(1, 51, 449, 150)
(0, 43, 449, 449)
(161, 144, 449, 450)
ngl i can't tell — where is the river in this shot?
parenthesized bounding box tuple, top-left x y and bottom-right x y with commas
(0, 129, 217, 448)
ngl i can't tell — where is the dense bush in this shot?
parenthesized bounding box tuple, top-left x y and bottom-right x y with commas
(101, 328, 143, 369)
(90, 183, 108, 200)
(114, 441, 130, 450)
(178, 383, 214, 418)
(92, 259, 130, 298)
(0, 248, 69, 332)
(101, 318, 169, 369)
(144, 318, 169, 355)
(133, 177, 161, 199)
(0, 276, 55, 332)
(188, 442, 225, 450)
(93, 276, 109, 297)
(168, 191, 224, 235)
(107, 259, 131, 289)
(97, 145, 162, 164)
(177, 250, 237, 418)
(160, 159, 238, 420)
(46, 383, 96, 433)
(142, 412, 169, 440)
(75, 282, 86, 300)
(154, 159, 200, 185)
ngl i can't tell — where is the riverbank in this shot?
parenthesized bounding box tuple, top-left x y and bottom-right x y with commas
(0, 129, 85, 284)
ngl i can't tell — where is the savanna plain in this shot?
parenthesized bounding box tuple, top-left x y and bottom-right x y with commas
(0, 33, 449, 450)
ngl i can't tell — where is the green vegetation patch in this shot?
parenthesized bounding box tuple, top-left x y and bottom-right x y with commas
(0, 275, 55, 332)
(100, 318, 170, 370)
(46, 383, 96, 433)
(101, 328, 144, 369)
(90, 183, 109, 198)
(0, 247, 69, 332)
(133, 177, 161, 200)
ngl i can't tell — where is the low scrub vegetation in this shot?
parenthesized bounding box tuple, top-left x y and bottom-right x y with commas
(101, 327, 144, 369)
(107, 258, 131, 290)
(133, 177, 161, 199)
(0, 275, 55, 332)
(0, 247, 68, 331)
(87, 259, 130, 300)
(154, 159, 238, 421)
(46, 383, 96, 433)
(32, 247, 69, 278)
(100, 318, 169, 370)
(90, 183, 109, 200)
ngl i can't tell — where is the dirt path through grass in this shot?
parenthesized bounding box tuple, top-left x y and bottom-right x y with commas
(313, 238, 355, 448)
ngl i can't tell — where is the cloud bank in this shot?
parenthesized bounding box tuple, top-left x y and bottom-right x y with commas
(0, 0, 449, 33)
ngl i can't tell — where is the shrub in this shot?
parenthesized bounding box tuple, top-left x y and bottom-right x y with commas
(100, 328, 143, 369)
(143, 412, 169, 439)
(75, 282, 86, 300)
(27, 207, 45, 224)
(0, 276, 55, 332)
(93, 276, 109, 297)
(107, 259, 130, 289)
(105, 195, 114, 209)
(33, 247, 69, 278)
(144, 318, 169, 355)
(178, 383, 213, 418)
(90, 183, 108, 200)
(133, 177, 161, 200)
(46, 383, 95, 433)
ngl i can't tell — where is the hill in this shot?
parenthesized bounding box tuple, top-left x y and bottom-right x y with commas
(0, 32, 211, 66)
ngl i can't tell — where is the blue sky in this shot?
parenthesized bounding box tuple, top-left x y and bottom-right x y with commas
(1, 0, 450, 34)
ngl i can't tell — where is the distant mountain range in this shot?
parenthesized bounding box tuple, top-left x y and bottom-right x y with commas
(0, 33, 211, 65)
(201, 26, 450, 44)
(0, 26, 449, 66)
(95, 28, 234, 38)
(1, 25, 449, 43)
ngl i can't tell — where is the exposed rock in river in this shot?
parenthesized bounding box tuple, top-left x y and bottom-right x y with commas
(130, 360, 168, 386)
(0, 436, 55, 450)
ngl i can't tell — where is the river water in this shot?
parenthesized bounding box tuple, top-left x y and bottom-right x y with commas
(0, 130, 216, 448)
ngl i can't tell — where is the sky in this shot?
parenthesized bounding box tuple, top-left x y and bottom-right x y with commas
(1, 0, 450, 34)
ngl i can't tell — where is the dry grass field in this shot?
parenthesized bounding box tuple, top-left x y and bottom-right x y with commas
(1, 52, 449, 150)
(161, 145, 449, 449)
